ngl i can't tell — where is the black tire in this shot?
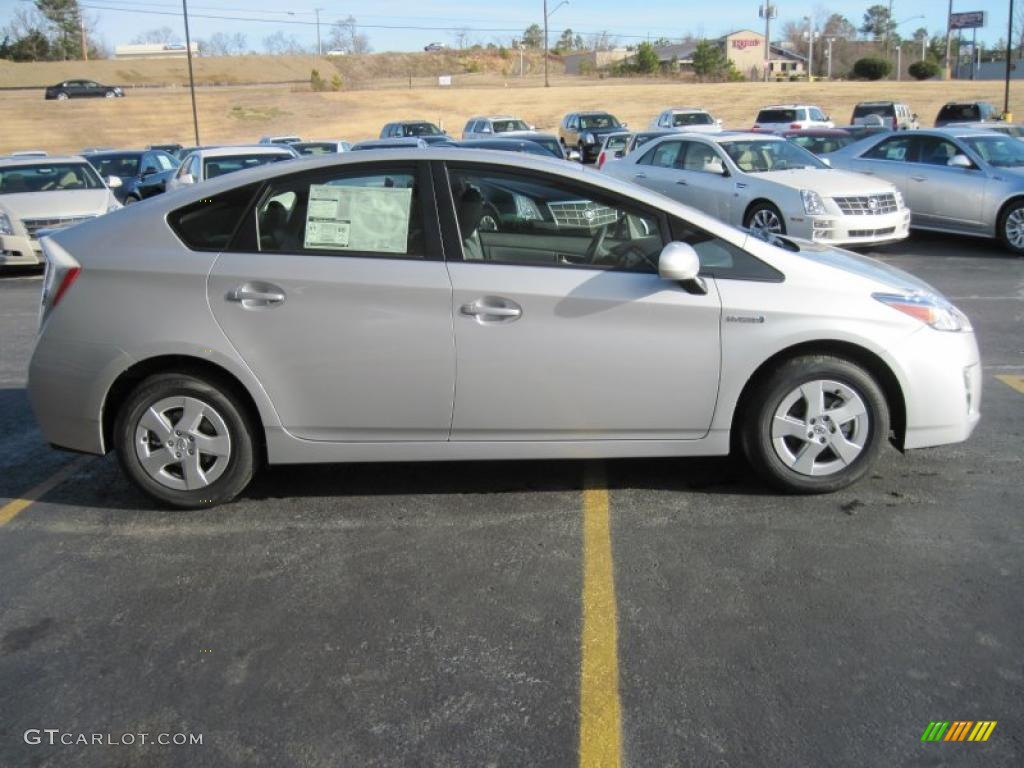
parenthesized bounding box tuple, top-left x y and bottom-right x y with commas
(577, 141, 587, 164)
(55, 92, 69, 101)
(113, 373, 257, 509)
(997, 199, 1024, 255)
(740, 355, 889, 494)
(744, 201, 786, 236)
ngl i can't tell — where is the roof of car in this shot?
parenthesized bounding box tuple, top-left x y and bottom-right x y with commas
(191, 145, 296, 158)
(781, 128, 852, 137)
(924, 127, 1007, 138)
(702, 132, 783, 143)
(468, 115, 522, 121)
(665, 107, 710, 112)
(759, 104, 821, 110)
(0, 155, 91, 167)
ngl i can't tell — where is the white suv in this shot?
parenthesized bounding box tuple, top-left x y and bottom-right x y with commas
(649, 107, 722, 133)
(753, 104, 834, 133)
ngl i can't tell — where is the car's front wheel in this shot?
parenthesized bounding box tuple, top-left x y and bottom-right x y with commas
(998, 199, 1024, 255)
(741, 355, 889, 493)
(104, 90, 117, 98)
(55, 92, 69, 101)
(744, 201, 786, 237)
(114, 373, 257, 508)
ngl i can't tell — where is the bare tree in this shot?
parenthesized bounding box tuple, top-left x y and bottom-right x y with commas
(132, 26, 175, 45)
(450, 27, 470, 50)
(326, 16, 370, 54)
(262, 30, 307, 55)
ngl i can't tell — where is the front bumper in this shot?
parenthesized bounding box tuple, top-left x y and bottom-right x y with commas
(789, 208, 912, 247)
(0, 233, 42, 266)
(893, 326, 981, 450)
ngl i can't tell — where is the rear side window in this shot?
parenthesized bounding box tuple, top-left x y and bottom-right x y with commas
(757, 109, 797, 124)
(862, 135, 914, 162)
(168, 183, 260, 251)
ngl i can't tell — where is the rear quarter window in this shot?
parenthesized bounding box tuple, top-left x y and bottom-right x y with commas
(168, 183, 260, 251)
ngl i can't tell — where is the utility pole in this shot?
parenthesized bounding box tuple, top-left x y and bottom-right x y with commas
(79, 15, 87, 61)
(315, 8, 323, 56)
(806, 17, 814, 79)
(1006, 0, 1015, 118)
(826, 36, 836, 79)
(885, 0, 893, 58)
(944, 0, 954, 79)
(183, 0, 200, 145)
(543, 0, 549, 87)
(759, 4, 776, 82)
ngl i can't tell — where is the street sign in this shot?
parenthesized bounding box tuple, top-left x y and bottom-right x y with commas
(950, 11, 986, 30)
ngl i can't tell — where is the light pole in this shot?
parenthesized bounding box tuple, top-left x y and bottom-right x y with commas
(825, 36, 839, 79)
(543, 0, 569, 87)
(759, 4, 777, 82)
(803, 16, 814, 79)
(182, 0, 199, 145)
(893, 15, 924, 79)
(315, 7, 323, 56)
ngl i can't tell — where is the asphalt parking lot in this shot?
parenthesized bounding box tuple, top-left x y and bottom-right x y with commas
(1, 231, 1022, 767)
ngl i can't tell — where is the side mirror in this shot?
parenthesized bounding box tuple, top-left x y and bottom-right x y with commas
(106, 175, 122, 189)
(821, 157, 832, 167)
(528, 124, 536, 130)
(481, 126, 491, 133)
(179, 173, 195, 185)
(948, 154, 973, 169)
(715, 118, 723, 127)
(658, 241, 706, 294)
(622, 122, 629, 128)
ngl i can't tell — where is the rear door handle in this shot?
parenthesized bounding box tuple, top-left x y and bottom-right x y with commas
(227, 283, 286, 308)
(735, 182, 748, 189)
(911, 175, 928, 182)
(460, 297, 522, 323)
(633, 173, 647, 180)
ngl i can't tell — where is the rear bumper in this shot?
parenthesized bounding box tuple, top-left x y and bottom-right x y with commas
(0, 233, 42, 266)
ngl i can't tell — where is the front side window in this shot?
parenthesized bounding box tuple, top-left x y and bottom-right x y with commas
(669, 217, 783, 282)
(861, 135, 913, 162)
(0, 163, 103, 194)
(448, 167, 663, 272)
(914, 136, 961, 166)
(89, 154, 141, 179)
(681, 142, 726, 173)
(256, 167, 423, 257)
(721, 140, 824, 172)
(578, 114, 620, 130)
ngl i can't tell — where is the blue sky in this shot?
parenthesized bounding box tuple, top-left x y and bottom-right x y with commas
(0, 0, 1012, 53)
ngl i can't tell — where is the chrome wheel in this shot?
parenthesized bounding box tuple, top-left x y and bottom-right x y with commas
(1004, 207, 1024, 250)
(748, 207, 783, 235)
(770, 379, 870, 477)
(134, 396, 232, 490)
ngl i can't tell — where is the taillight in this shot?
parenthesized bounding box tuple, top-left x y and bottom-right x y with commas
(752, 124, 761, 131)
(597, 152, 606, 169)
(790, 123, 802, 129)
(892, 116, 898, 129)
(39, 236, 81, 329)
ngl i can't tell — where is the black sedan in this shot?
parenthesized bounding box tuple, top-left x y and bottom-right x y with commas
(82, 150, 179, 204)
(45, 80, 124, 100)
(454, 138, 563, 159)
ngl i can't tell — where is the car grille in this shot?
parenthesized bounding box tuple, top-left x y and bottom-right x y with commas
(21, 215, 97, 237)
(547, 200, 619, 230)
(848, 227, 897, 238)
(832, 194, 898, 216)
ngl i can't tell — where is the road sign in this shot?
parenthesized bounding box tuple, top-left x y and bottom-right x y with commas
(950, 11, 986, 30)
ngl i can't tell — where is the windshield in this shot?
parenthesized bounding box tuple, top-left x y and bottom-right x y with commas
(88, 154, 141, 178)
(579, 114, 620, 130)
(492, 119, 530, 133)
(722, 140, 826, 172)
(961, 136, 1024, 167)
(401, 123, 442, 136)
(203, 154, 291, 179)
(788, 134, 854, 155)
(673, 112, 713, 126)
(0, 162, 104, 193)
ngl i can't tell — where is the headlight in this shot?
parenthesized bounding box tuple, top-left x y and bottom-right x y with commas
(513, 193, 542, 221)
(873, 292, 973, 332)
(800, 189, 826, 215)
(892, 188, 906, 209)
(0, 211, 14, 235)
(582, 133, 595, 144)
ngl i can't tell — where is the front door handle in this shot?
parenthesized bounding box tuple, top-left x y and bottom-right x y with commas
(227, 282, 286, 308)
(675, 179, 688, 185)
(460, 297, 522, 323)
(633, 173, 647, 180)
(910, 175, 928, 182)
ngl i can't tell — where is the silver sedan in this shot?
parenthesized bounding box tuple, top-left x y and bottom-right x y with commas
(28, 149, 981, 507)
(828, 127, 1024, 254)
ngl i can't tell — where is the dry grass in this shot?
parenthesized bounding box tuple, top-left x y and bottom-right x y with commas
(2, 78, 1021, 156)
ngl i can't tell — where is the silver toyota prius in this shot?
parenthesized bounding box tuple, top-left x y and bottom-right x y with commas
(27, 149, 981, 508)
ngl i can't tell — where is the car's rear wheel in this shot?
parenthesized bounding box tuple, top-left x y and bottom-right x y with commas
(741, 355, 889, 493)
(744, 201, 786, 237)
(998, 199, 1024, 255)
(577, 141, 587, 163)
(114, 373, 256, 508)
(104, 90, 116, 98)
(56, 92, 69, 101)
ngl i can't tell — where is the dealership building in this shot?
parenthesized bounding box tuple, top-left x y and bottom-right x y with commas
(654, 30, 807, 79)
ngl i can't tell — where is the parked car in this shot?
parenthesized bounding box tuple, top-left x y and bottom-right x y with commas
(602, 132, 910, 247)
(623, 130, 676, 156)
(453, 138, 561, 158)
(325, 49, 347, 57)
(753, 104, 834, 132)
(946, 121, 1024, 140)
(167, 146, 297, 191)
(649, 107, 722, 132)
(781, 128, 856, 157)
(424, 42, 447, 51)
(149, 143, 183, 154)
(934, 101, 1002, 127)
(559, 111, 626, 163)
(513, 133, 569, 160)
(293, 141, 352, 155)
(82, 149, 179, 204)
(174, 145, 216, 161)
(27, 148, 979, 508)
(850, 101, 918, 131)
(45, 80, 124, 100)
(596, 132, 633, 169)
(259, 135, 302, 145)
(834, 124, 891, 142)
(8, 150, 48, 158)
(380, 121, 448, 139)
(462, 116, 536, 139)
(828, 127, 1024, 254)
(350, 138, 430, 151)
(0, 156, 120, 267)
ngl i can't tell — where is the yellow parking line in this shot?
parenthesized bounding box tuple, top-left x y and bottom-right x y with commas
(0, 455, 93, 527)
(579, 462, 622, 768)
(995, 374, 1024, 395)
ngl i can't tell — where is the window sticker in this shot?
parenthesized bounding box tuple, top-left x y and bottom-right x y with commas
(304, 184, 412, 253)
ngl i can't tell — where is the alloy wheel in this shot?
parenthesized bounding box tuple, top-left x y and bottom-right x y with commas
(749, 207, 783, 235)
(134, 395, 232, 490)
(1004, 207, 1024, 250)
(770, 379, 870, 477)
